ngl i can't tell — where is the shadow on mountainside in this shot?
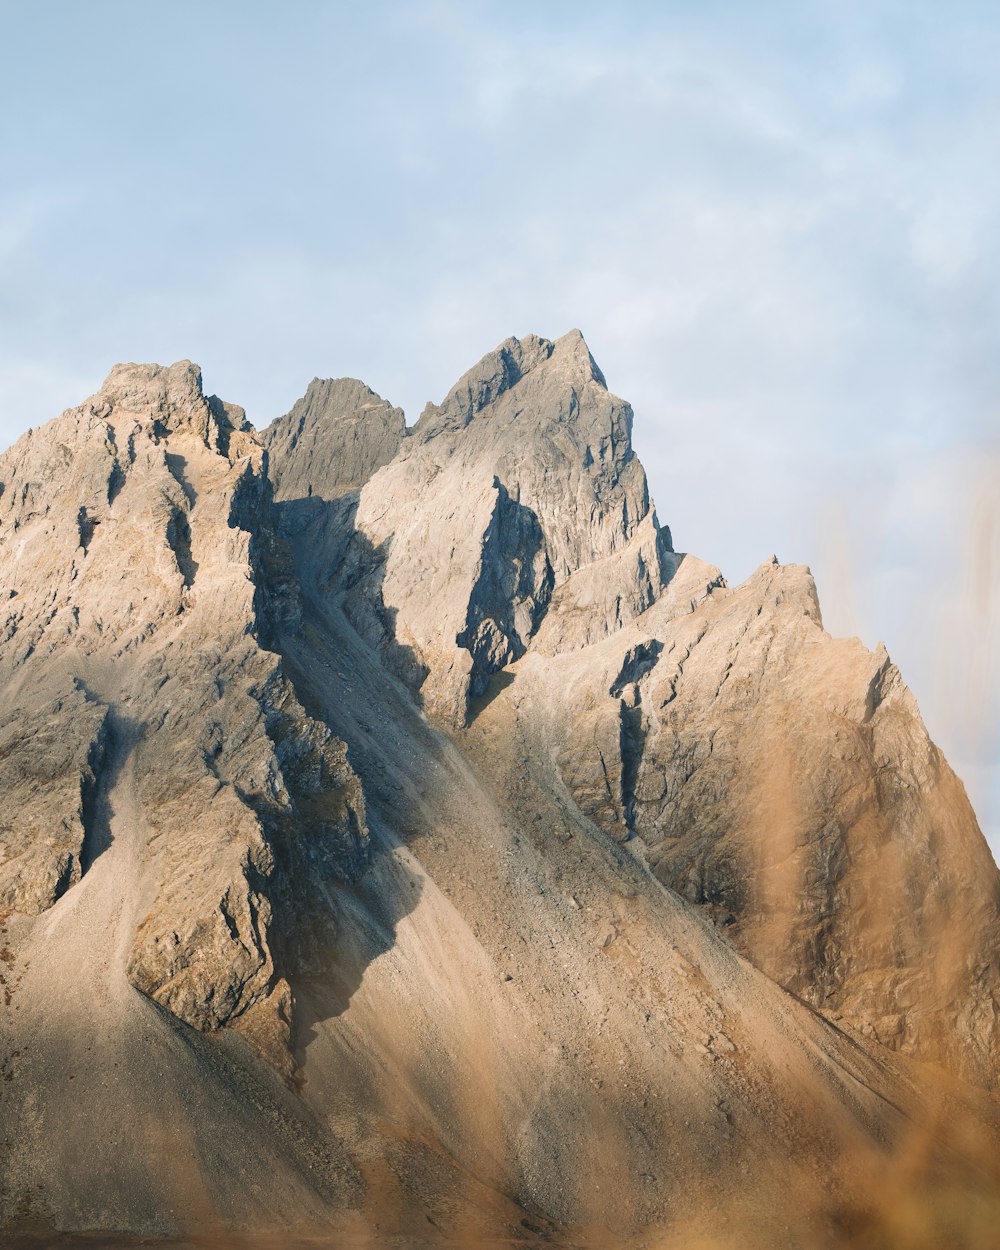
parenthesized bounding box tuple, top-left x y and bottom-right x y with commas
(76, 704, 142, 877)
(267, 490, 686, 1049)
(267, 493, 448, 1045)
(290, 822, 425, 1069)
(274, 493, 429, 700)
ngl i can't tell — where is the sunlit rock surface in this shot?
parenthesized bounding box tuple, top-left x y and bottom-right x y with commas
(0, 338, 997, 1246)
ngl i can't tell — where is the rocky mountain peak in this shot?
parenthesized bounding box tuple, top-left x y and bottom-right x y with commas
(415, 333, 553, 434)
(415, 329, 609, 439)
(328, 331, 670, 722)
(2, 336, 1000, 1242)
(550, 325, 609, 385)
(85, 359, 253, 459)
(0, 362, 368, 1065)
(98, 358, 205, 415)
(263, 376, 405, 502)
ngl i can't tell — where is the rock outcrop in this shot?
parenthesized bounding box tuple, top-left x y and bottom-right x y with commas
(509, 552, 1000, 1085)
(0, 362, 368, 1057)
(0, 338, 998, 1245)
(258, 330, 1000, 1083)
(333, 331, 676, 722)
(263, 376, 406, 502)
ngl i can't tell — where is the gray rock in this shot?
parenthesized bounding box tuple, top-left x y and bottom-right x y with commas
(261, 328, 1000, 1083)
(526, 555, 1000, 1084)
(342, 330, 674, 722)
(262, 376, 406, 502)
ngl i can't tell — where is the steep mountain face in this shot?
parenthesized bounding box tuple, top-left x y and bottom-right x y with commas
(513, 554, 1000, 1086)
(0, 362, 368, 1062)
(263, 377, 405, 503)
(337, 330, 676, 723)
(273, 332, 1000, 1086)
(0, 338, 998, 1246)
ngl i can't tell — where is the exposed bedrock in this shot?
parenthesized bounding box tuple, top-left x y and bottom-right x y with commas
(268, 330, 677, 724)
(0, 361, 368, 1068)
(251, 330, 1000, 1085)
(0, 336, 998, 1240)
(527, 555, 1000, 1084)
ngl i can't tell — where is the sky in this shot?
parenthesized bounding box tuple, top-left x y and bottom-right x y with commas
(1, 1, 997, 851)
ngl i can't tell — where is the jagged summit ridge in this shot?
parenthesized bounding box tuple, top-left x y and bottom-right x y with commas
(90, 358, 252, 451)
(256, 330, 672, 724)
(413, 328, 608, 435)
(0, 363, 369, 1062)
(0, 334, 999, 1241)
(255, 330, 1000, 1082)
(98, 358, 210, 417)
(336, 330, 674, 721)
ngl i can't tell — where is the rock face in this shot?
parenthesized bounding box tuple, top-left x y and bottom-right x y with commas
(624, 560, 1000, 1077)
(340, 330, 676, 722)
(263, 377, 405, 502)
(0, 361, 368, 1056)
(0, 337, 998, 1244)
(514, 553, 1000, 1086)
(267, 333, 1000, 1082)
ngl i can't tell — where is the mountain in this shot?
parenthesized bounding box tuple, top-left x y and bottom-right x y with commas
(0, 338, 997, 1248)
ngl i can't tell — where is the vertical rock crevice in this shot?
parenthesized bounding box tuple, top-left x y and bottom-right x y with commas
(165, 507, 198, 589)
(457, 478, 555, 703)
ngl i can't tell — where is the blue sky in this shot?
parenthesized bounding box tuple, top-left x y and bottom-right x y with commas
(1, 2, 998, 850)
